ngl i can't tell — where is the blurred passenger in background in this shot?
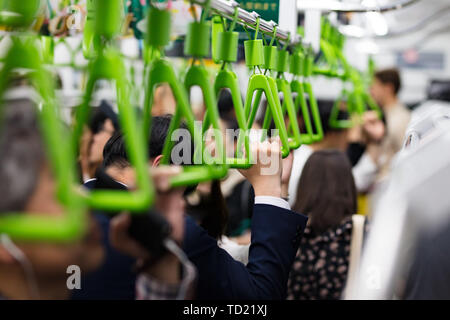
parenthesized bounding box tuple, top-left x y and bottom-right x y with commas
(78, 101, 119, 182)
(288, 100, 350, 206)
(0, 99, 104, 299)
(370, 68, 411, 181)
(287, 150, 368, 300)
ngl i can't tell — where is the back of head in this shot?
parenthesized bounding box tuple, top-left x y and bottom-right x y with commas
(293, 149, 356, 234)
(375, 68, 401, 95)
(102, 114, 190, 168)
(0, 98, 45, 212)
(89, 100, 119, 134)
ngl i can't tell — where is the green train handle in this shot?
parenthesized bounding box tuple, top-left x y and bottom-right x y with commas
(0, 36, 87, 242)
(214, 69, 252, 168)
(243, 19, 290, 158)
(208, 9, 251, 168)
(319, 38, 339, 70)
(73, 47, 154, 212)
(0, 0, 43, 28)
(40, 36, 54, 64)
(82, 0, 125, 58)
(143, 6, 227, 187)
(297, 48, 323, 142)
(271, 36, 302, 150)
(289, 50, 314, 145)
(185, 65, 227, 167)
(184, 1, 228, 179)
(302, 81, 324, 142)
(290, 78, 313, 144)
(82, 0, 98, 58)
(260, 45, 302, 150)
(244, 74, 290, 158)
(329, 89, 354, 129)
(144, 61, 229, 187)
(274, 77, 302, 149)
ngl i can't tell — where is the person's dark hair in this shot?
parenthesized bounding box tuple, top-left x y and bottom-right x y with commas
(375, 68, 401, 95)
(89, 100, 119, 134)
(0, 99, 45, 212)
(293, 150, 357, 234)
(102, 114, 190, 168)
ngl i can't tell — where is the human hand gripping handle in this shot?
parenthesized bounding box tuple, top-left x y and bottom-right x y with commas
(239, 137, 284, 198)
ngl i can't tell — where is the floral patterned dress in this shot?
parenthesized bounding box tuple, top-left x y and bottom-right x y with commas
(287, 217, 368, 300)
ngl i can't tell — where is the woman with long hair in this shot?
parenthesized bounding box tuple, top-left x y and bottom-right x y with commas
(287, 149, 367, 300)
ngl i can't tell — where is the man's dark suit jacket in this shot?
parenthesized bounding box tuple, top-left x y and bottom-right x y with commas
(75, 178, 307, 300)
(184, 203, 308, 300)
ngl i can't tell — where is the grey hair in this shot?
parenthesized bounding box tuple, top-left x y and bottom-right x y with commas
(0, 98, 45, 213)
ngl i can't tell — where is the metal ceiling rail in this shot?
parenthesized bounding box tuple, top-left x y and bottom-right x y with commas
(297, 0, 422, 13)
(191, 0, 303, 47)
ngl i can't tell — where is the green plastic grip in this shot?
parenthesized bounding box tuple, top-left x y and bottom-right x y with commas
(143, 59, 228, 187)
(244, 40, 264, 67)
(216, 31, 239, 63)
(186, 65, 226, 166)
(302, 81, 324, 142)
(0, 0, 41, 28)
(93, 0, 123, 39)
(214, 69, 251, 168)
(0, 36, 87, 242)
(262, 45, 277, 71)
(73, 47, 154, 212)
(261, 78, 301, 150)
(146, 6, 171, 48)
(290, 51, 304, 76)
(329, 89, 354, 129)
(276, 50, 290, 74)
(243, 74, 290, 158)
(291, 79, 313, 144)
(184, 21, 211, 58)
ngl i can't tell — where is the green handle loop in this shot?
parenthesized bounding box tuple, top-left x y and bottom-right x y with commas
(144, 59, 228, 187)
(329, 89, 354, 129)
(186, 66, 226, 166)
(291, 79, 314, 144)
(0, 36, 87, 242)
(209, 6, 251, 168)
(214, 70, 252, 168)
(243, 74, 290, 158)
(243, 19, 290, 157)
(73, 47, 154, 212)
(261, 78, 302, 150)
(303, 81, 324, 142)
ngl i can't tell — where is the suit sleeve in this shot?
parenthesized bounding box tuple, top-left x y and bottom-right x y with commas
(183, 204, 308, 300)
